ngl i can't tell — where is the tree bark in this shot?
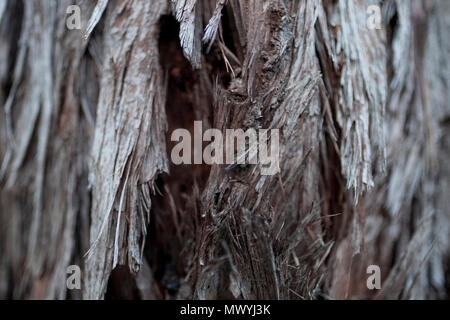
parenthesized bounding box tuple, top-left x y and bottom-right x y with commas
(0, 0, 449, 300)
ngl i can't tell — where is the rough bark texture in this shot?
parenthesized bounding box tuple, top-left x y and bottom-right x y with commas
(0, 0, 448, 300)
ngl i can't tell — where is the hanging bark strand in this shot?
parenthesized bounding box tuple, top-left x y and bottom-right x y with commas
(0, 0, 448, 299)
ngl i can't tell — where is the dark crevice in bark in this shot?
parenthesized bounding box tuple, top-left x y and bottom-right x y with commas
(314, 26, 345, 246)
(141, 13, 238, 299)
(0, 0, 23, 96)
(220, 4, 239, 63)
(142, 14, 213, 299)
(105, 266, 139, 300)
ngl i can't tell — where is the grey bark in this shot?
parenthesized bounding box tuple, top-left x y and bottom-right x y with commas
(0, 0, 449, 300)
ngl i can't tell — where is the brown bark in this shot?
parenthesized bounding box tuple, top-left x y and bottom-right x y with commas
(0, 0, 449, 300)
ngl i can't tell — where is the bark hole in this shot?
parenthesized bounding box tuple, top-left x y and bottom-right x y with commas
(105, 266, 139, 300)
(143, 15, 214, 299)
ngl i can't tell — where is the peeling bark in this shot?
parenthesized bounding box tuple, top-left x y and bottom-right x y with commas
(0, 0, 448, 300)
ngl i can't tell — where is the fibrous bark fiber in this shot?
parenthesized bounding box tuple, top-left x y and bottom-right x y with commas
(0, 0, 448, 300)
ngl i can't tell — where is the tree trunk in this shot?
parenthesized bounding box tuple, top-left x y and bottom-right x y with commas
(0, 0, 449, 300)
